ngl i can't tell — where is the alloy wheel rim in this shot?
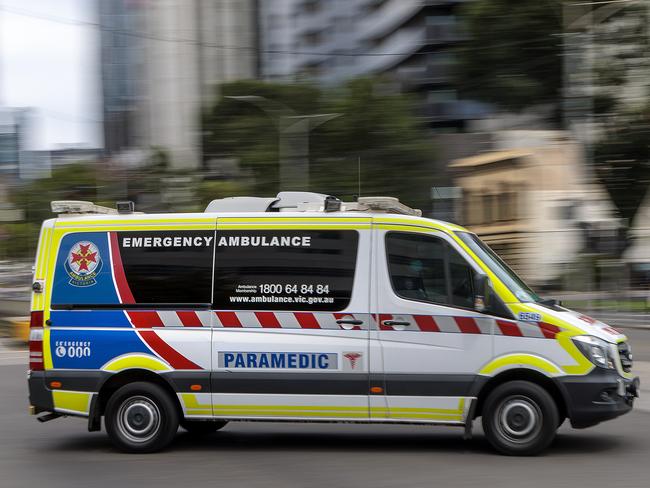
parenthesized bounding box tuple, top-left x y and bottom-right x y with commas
(495, 395, 542, 444)
(116, 395, 161, 443)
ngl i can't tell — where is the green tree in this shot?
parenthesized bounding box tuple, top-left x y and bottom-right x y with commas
(202, 78, 439, 212)
(456, 0, 563, 114)
(3, 164, 99, 257)
(202, 80, 321, 196)
(11, 163, 99, 227)
(594, 107, 650, 222)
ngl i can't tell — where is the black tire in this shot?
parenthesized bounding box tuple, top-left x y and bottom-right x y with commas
(180, 419, 228, 435)
(105, 382, 179, 453)
(482, 380, 559, 456)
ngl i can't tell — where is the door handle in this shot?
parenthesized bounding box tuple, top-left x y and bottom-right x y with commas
(336, 319, 364, 326)
(382, 320, 411, 327)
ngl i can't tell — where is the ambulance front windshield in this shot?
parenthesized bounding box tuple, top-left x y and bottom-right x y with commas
(455, 232, 541, 303)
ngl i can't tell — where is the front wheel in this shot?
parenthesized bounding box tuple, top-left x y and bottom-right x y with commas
(105, 382, 179, 453)
(482, 380, 559, 456)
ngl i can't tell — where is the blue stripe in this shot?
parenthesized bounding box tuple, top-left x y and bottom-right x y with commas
(50, 310, 132, 328)
(50, 329, 151, 369)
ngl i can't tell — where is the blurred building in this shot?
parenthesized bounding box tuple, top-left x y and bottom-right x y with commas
(100, 0, 259, 169)
(259, 0, 488, 130)
(0, 107, 45, 180)
(450, 130, 619, 287)
(48, 145, 103, 168)
(625, 191, 650, 288)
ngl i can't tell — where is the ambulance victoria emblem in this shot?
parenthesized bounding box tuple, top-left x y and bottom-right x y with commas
(65, 241, 102, 286)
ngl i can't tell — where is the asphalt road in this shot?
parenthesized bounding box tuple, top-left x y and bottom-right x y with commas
(1, 363, 649, 488)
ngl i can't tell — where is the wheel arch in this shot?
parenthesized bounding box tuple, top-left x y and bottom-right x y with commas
(94, 369, 182, 420)
(472, 368, 568, 422)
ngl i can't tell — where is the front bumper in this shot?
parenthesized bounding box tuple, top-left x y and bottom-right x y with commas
(27, 370, 53, 414)
(557, 368, 639, 429)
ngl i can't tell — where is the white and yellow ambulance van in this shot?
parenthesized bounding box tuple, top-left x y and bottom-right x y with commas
(27, 193, 639, 455)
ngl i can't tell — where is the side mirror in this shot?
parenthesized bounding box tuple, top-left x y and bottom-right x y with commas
(473, 273, 491, 312)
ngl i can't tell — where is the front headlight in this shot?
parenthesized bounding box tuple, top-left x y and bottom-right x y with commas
(572, 336, 616, 369)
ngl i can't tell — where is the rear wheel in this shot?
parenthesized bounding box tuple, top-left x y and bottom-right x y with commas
(482, 380, 559, 456)
(181, 419, 228, 435)
(105, 382, 179, 453)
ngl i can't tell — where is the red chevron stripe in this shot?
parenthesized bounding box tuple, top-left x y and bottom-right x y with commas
(413, 315, 440, 332)
(497, 319, 523, 337)
(126, 311, 201, 369)
(454, 317, 481, 334)
(139, 330, 201, 370)
(294, 312, 320, 329)
(216, 311, 242, 327)
(176, 311, 202, 327)
(538, 322, 561, 339)
(109, 232, 135, 304)
(255, 312, 282, 328)
(128, 311, 164, 328)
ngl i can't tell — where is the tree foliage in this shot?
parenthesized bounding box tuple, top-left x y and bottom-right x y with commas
(594, 108, 650, 223)
(11, 164, 99, 229)
(455, 0, 563, 113)
(202, 78, 440, 211)
(2, 164, 99, 258)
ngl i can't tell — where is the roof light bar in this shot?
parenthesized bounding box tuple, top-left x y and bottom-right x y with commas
(51, 201, 118, 215)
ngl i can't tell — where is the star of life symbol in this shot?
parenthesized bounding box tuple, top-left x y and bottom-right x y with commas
(343, 352, 362, 370)
(65, 241, 102, 287)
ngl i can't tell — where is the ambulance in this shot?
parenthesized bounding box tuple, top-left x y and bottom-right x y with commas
(27, 192, 639, 455)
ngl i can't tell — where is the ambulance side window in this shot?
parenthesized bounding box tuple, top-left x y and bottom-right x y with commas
(386, 232, 475, 308)
(117, 231, 214, 304)
(213, 230, 358, 311)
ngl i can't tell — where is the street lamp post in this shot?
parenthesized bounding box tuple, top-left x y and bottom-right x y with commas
(226, 96, 341, 190)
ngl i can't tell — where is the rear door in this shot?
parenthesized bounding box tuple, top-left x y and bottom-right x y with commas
(47, 222, 215, 417)
(370, 225, 494, 423)
(210, 217, 372, 421)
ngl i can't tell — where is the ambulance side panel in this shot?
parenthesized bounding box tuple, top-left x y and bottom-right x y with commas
(209, 218, 372, 421)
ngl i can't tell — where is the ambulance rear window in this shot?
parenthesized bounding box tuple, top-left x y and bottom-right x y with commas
(213, 230, 358, 311)
(50, 230, 214, 307)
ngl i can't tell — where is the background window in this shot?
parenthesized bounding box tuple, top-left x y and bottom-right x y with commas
(213, 230, 358, 311)
(386, 232, 475, 308)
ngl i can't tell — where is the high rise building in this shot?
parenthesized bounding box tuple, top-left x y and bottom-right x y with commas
(259, 0, 487, 129)
(99, 0, 259, 169)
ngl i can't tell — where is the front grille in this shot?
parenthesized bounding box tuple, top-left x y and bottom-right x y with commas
(618, 342, 633, 373)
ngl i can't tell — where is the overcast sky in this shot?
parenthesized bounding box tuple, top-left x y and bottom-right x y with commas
(0, 0, 101, 150)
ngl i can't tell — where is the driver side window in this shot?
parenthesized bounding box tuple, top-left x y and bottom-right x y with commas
(386, 232, 475, 309)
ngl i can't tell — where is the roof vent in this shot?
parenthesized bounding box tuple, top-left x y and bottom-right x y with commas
(205, 197, 279, 213)
(205, 192, 340, 213)
(272, 192, 341, 212)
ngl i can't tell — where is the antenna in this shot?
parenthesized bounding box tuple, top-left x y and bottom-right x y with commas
(357, 156, 361, 199)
